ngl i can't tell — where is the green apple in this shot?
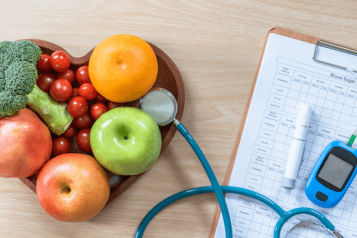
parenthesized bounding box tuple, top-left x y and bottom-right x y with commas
(90, 107, 162, 175)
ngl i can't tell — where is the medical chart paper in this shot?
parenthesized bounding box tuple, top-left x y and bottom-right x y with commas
(214, 33, 357, 238)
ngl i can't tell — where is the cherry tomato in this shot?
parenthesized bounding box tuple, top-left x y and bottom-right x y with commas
(36, 54, 52, 72)
(95, 93, 108, 103)
(57, 69, 75, 83)
(36, 73, 56, 92)
(52, 136, 70, 156)
(72, 111, 94, 129)
(76, 66, 91, 84)
(79, 83, 97, 100)
(107, 101, 125, 110)
(91, 103, 108, 120)
(50, 51, 71, 72)
(63, 124, 77, 139)
(69, 87, 80, 100)
(50, 79, 73, 102)
(67, 96, 88, 118)
(76, 128, 92, 153)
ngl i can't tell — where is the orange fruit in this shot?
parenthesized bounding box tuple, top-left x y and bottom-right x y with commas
(88, 34, 158, 103)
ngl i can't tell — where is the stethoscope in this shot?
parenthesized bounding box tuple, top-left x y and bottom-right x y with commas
(136, 88, 343, 238)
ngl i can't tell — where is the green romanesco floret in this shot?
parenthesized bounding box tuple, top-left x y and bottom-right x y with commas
(0, 40, 42, 117)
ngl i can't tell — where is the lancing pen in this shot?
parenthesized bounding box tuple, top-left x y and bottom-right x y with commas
(283, 104, 312, 189)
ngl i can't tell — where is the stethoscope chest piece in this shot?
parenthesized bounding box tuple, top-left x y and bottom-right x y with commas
(140, 88, 178, 126)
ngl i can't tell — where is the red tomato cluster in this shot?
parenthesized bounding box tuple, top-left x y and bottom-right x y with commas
(36, 51, 125, 156)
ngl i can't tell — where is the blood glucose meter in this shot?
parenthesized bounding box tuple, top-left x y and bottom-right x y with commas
(305, 141, 357, 208)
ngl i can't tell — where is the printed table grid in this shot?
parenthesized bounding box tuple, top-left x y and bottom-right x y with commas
(231, 63, 357, 238)
(267, 66, 357, 131)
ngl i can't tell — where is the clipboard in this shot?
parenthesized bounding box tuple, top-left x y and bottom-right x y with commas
(209, 27, 357, 237)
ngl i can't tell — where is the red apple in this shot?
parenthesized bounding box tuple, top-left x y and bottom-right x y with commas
(36, 153, 110, 222)
(0, 108, 52, 178)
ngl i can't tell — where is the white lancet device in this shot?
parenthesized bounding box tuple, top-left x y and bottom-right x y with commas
(283, 104, 312, 189)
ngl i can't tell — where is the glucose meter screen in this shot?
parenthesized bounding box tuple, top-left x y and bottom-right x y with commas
(318, 154, 353, 189)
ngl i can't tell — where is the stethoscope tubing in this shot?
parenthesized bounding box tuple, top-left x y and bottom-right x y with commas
(135, 119, 339, 238)
(135, 185, 336, 238)
(173, 119, 233, 237)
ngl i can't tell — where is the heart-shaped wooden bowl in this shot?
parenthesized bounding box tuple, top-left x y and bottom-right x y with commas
(19, 39, 185, 205)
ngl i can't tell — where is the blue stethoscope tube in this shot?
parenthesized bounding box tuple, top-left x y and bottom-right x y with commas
(135, 186, 336, 238)
(174, 119, 233, 237)
(135, 120, 341, 238)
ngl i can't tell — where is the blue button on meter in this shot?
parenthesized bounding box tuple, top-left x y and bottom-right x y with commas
(305, 141, 357, 208)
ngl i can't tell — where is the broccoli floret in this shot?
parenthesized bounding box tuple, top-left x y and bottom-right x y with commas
(5, 61, 37, 95)
(0, 40, 41, 116)
(0, 40, 73, 134)
(0, 91, 28, 116)
(0, 41, 41, 71)
(0, 76, 6, 92)
(11, 41, 42, 64)
(0, 41, 14, 68)
(0, 40, 73, 135)
(0, 41, 14, 78)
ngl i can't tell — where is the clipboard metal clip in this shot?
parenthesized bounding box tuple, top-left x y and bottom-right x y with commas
(313, 40, 357, 73)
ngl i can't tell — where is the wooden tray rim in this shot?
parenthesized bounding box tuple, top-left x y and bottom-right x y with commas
(18, 38, 185, 206)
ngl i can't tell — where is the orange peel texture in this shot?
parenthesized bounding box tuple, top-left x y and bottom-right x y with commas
(88, 34, 158, 103)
